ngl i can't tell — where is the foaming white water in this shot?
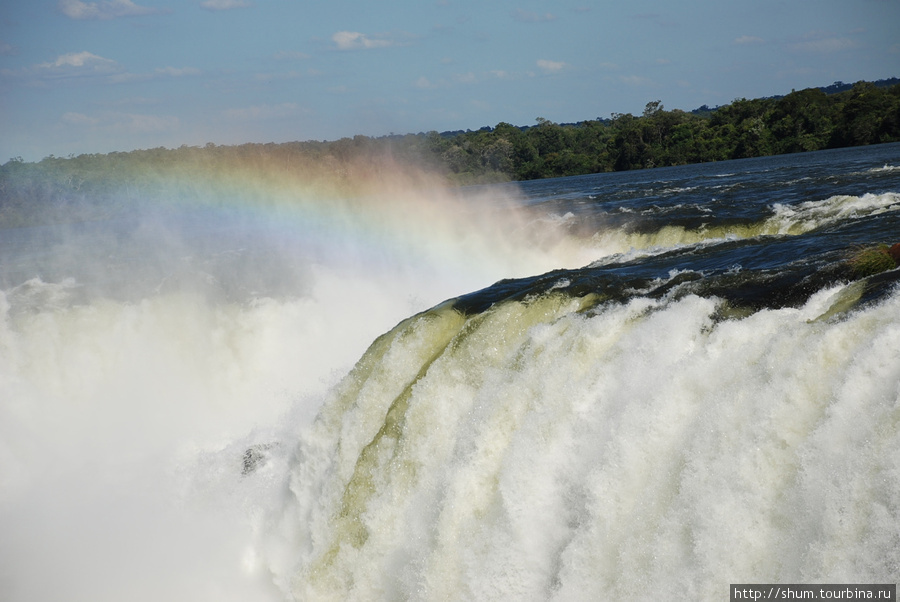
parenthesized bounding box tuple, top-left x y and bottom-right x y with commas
(0, 175, 603, 601)
(0, 155, 622, 600)
(267, 285, 900, 600)
(769, 192, 900, 232)
(0, 250, 511, 601)
(3, 175, 898, 601)
(0, 289, 377, 601)
(577, 192, 900, 263)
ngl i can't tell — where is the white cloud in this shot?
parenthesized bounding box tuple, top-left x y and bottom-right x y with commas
(414, 76, 436, 89)
(4, 53, 200, 86)
(35, 51, 123, 80)
(44, 51, 117, 69)
(332, 31, 400, 50)
(734, 35, 765, 45)
(200, 0, 252, 11)
(537, 59, 566, 73)
(107, 64, 200, 83)
(58, 0, 163, 20)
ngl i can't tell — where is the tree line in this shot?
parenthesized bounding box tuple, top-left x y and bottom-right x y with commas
(425, 79, 900, 181)
(1, 79, 899, 227)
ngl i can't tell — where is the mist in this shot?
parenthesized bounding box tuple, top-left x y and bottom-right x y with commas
(0, 157, 594, 601)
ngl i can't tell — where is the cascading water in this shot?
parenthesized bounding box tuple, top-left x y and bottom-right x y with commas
(2, 143, 899, 601)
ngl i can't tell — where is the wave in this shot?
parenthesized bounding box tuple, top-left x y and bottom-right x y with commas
(561, 192, 900, 262)
(769, 192, 900, 230)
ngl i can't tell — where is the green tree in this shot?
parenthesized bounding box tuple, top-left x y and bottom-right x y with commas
(770, 88, 831, 153)
(608, 113, 649, 171)
(830, 82, 898, 147)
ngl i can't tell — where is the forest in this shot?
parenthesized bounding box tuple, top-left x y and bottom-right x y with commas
(424, 78, 900, 181)
(1, 79, 899, 227)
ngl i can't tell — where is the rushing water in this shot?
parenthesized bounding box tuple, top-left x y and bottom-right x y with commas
(1, 143, 899, 600)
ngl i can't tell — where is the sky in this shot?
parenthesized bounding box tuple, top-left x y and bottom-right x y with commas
(1, 0, 898, 162)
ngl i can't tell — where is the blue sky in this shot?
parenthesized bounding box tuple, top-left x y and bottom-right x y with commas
(1, 0, 898, 162)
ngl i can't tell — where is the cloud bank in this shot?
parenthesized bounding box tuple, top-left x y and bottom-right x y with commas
(537, 59, 567, 73)
(332, 31, 411, 50)
(58, 0, 164, 20)
(39, 51, 122, 78)
(1, 52, 200, 87)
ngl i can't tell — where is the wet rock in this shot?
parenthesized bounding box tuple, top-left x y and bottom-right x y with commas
(242, 443, 276, 475)
(849, 244, 899, 277)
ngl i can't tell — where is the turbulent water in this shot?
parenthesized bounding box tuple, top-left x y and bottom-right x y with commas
(2, 143, 900, 601)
